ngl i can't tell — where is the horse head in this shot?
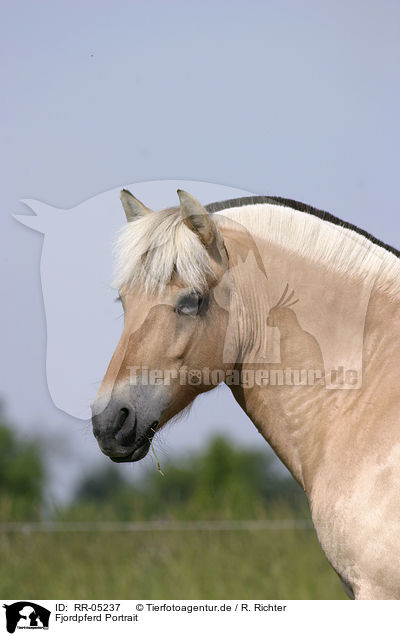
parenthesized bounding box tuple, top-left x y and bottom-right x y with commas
(91, 189, 235, 462)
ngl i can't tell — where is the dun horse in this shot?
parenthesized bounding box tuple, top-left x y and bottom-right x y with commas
(92, 189, 400, 599)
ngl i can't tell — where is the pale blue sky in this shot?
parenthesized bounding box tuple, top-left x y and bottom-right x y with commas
(1, 0, 399, 500)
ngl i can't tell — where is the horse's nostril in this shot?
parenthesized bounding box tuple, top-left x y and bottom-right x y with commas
(114, 408, 137, 447)
(114, 407, 129, 433)
(120, 407, 129, 420)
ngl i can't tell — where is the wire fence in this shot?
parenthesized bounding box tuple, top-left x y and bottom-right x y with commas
(0, 519, 314, 533)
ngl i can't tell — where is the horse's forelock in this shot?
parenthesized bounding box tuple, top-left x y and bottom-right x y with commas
(112, 207, 214, 294)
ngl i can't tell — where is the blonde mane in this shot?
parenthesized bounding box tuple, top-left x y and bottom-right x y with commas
(113, 207, 213, 294)
(113, 200, 400, 298)
(219, 203, 400, 298)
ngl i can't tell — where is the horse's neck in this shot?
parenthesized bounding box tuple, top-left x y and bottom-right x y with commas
(227, 233, 400, 492)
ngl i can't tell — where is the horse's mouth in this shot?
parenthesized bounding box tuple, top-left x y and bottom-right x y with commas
(106, 421, 158, 463)
(110, 440, 150, 463)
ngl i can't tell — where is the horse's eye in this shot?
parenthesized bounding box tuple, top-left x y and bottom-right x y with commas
(175, 292, 206, 316)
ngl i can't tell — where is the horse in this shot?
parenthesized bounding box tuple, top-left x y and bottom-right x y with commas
(91, 188, 400, 599)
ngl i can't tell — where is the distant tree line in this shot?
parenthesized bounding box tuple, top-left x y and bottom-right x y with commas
(0, 405, 308, 522)
(0, 406, 44, 521)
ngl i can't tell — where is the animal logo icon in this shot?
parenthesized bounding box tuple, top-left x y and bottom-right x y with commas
(2, 602, 50, 633)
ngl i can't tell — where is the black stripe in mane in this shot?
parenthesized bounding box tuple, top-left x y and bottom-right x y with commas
(205, 195, 400, 259)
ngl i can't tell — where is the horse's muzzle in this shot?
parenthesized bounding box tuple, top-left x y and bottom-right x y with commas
(91, 398, 158, 462)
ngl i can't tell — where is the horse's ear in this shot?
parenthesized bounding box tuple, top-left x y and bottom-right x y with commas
(120, 189, 152, 222)
(177, 189, 215, 246)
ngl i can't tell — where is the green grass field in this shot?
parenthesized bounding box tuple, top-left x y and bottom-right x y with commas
(0, 528, 346, 599)
(0, 429, 348, 600)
